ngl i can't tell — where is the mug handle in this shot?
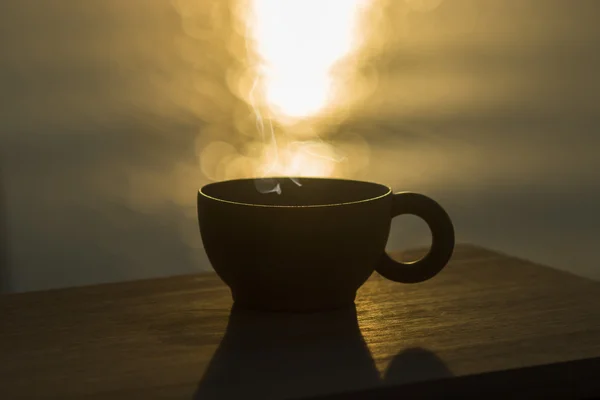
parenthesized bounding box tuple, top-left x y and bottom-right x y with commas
(375, 192, 455, 283)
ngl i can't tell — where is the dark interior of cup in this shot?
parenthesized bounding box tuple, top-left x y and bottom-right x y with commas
(200, 177, 390, 207)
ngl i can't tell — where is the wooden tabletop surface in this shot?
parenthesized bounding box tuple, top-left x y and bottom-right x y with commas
(1, 244, 600, 399)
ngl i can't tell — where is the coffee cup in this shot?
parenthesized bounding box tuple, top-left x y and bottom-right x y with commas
(198, 177, 454, 312)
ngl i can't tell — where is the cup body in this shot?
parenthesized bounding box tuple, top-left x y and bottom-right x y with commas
(198, 178, 393, 311)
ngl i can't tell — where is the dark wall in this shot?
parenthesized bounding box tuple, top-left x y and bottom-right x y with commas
(0, 165, 10, 293)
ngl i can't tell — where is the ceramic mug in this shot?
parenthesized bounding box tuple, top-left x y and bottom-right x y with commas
(198, 177, 454, 312)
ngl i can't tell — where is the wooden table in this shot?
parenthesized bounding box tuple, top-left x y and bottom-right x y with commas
(1, 245, 600, 399)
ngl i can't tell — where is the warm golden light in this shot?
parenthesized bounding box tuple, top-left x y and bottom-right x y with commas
(258, 139, 345, 177)
(247, 0, 370, 120)
(199, 0, 377, 183)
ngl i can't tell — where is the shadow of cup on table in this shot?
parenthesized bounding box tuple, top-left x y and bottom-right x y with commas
(382, 347, 453, 387)
(193, 306, 452, 400)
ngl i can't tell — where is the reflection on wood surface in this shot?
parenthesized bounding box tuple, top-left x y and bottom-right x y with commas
(1, 245, 599, 398)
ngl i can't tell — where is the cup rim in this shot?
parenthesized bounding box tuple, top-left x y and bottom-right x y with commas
(198, 177, 392, 208)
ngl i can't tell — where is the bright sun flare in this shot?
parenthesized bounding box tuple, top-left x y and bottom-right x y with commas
(199, 0, 373, 182)
(248, 0, 369, 120)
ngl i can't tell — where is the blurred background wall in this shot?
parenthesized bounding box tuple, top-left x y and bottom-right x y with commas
(1, 0, 599, 292)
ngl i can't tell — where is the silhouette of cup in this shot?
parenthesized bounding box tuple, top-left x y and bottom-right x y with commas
(198, 177, 454, 311)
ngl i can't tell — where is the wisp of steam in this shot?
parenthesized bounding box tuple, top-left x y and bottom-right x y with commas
(245, 0, 373, 194)
(198, 0, 378, 195)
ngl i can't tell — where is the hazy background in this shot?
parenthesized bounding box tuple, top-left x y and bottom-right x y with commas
(1, 0, 599, 292)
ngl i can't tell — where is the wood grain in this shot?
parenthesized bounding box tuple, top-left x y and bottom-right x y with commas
(1, 244, 600, 399)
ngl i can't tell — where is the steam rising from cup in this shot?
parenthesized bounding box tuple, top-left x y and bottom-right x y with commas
(195, 0, 389, 193)
(243, 0, 370, 194)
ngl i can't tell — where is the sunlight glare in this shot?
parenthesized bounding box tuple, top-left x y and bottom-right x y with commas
(248, 0, 369, 119)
